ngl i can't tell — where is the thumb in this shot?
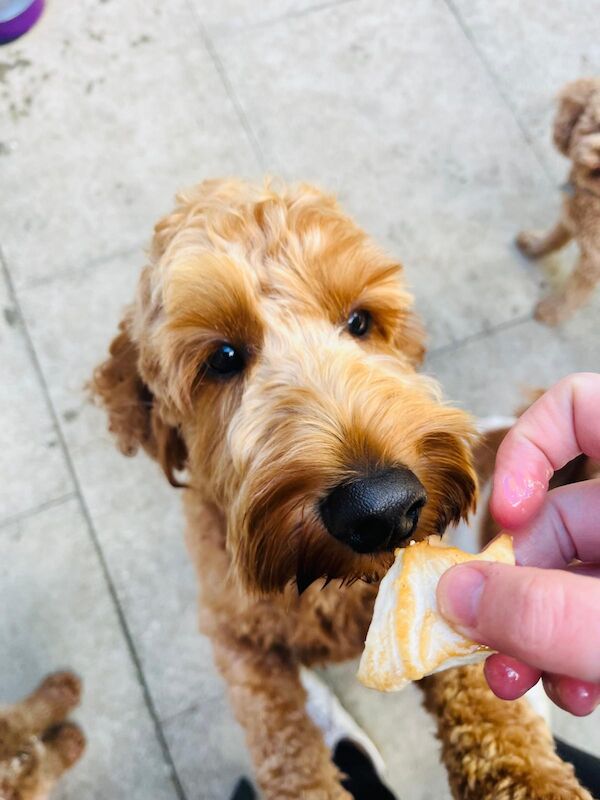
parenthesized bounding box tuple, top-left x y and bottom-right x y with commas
(437, 562, 600, 682)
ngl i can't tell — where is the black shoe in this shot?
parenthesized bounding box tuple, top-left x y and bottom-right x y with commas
(555, 737, 600, 799)
(229, 777, 256, 800)
(334, 737, 398, 799)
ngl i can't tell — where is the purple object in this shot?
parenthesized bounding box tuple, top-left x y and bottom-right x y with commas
(0, 0, 44, 44)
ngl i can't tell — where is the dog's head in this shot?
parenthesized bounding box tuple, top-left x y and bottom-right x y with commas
(90, 179, 477, 594)
(553, 78, 600, 189)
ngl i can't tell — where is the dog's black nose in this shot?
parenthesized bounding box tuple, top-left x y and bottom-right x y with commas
(319, 467, 427, 554)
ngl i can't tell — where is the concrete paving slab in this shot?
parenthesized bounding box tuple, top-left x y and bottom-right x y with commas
(425, 295, 600, 418)
(0, 267, 72, 523)
(449, 0, 600, 182)
(0, 1, 258, 289)
(0, 498, 180, 800)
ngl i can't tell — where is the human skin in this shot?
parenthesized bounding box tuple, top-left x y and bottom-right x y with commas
(438, 373, 600, 716)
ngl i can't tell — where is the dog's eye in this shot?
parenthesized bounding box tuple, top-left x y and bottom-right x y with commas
(206, 344, 246, 377)
(347, 309, 372, 338)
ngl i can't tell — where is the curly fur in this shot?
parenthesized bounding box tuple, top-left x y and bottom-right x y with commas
(421, 665, 591, 800)
(0, 673, 85, 800)
(517, 77, 600, 324)
(91, 178, 586, 799)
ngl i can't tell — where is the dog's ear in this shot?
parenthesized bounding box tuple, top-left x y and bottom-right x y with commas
(89, 313, 187, 486)
(553, 78, 599, 156)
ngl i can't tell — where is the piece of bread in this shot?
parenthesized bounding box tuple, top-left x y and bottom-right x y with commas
(358, 534, 514, 692)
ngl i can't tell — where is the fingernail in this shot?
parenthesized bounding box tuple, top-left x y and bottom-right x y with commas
(438, 564, 487, 630)
(501, 471, 545, 511)
(547, 676, 600, 716)
(484, 654, 541, 700)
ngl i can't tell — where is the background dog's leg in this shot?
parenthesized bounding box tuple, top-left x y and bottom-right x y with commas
(212, 639, 351, 800)
(0, 673, 85, 800)
(4, 672, 82, 741)
(535, 248, 600, 324)
(516, 218, 572, 259)
(420, 664, 592, 800)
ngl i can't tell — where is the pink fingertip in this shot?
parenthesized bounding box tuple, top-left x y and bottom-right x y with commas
(502, 472, 546, 509)
(484, 654, 541, 700)
(544, 675, 600, 716)
(491, 471, 547, 530)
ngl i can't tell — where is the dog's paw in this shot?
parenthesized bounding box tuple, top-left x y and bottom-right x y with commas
(534, 294, 570, 326)
(37, 671, 83, 714)
(43, 721, 86, 768)
(516, 230, 547, 259)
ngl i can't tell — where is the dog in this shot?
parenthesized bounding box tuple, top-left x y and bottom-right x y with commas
(91, 179, 589, 799)
(0, 672, 84, 800)
(517, 77, 600, 325)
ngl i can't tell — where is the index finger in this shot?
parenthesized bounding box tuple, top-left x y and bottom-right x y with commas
(490, 373, 600, 529)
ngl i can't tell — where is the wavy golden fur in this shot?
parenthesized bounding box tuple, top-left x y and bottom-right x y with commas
(517, 77, 600, 324)
(91, 179, 588, 799)
(0, 673, 85, 800)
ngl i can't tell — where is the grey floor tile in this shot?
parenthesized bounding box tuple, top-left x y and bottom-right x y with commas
(163, 691, 252, 800)
(0, 267, 72, 523)
(425, 292, 600, 418)
(19, 254, 213, 719)
(72, 438, 213, 720)
(0, 2, 258, 289)
(19, 250, 144, 451)
(213, 0, 555, 349)
(449, 0, 600, 182)
(194, 0, 352, 37)
(0, 498, 180, 800)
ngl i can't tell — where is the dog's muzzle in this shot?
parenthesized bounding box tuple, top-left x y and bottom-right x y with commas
(319, 467, 427, 554)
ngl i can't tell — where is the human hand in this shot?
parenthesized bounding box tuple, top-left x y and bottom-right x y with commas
(437, 373, 600, 715)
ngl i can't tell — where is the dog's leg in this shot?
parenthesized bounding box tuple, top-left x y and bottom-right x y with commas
(0, 673, 85, 800)
(186, 499, 350, 798)
(516, 219, 572, 259)
(3, 672, 82, 741)
(211, 639, 351, 800)
(535, 247, 600, 324)
(420, 664, 592, 800)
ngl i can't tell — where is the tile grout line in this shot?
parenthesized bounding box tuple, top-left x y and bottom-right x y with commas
(0, 492, 78, 533)
(428, 311, 533, 358)
(0, 247, 188, 800)
(17, 241, 147, 295)
(186, 0, 267, 172)
(209, 0, 360, 38)
(440, 0, 556, 188)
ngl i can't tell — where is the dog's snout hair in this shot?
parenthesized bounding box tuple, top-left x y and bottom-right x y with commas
(91, 178, 477, 595)
(227, 317, 476, 592)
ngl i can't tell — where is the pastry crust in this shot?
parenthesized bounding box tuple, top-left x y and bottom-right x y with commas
(358, 534, 514, 691)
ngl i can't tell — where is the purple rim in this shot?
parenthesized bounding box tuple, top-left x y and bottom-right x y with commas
(0, 0, 44, 44)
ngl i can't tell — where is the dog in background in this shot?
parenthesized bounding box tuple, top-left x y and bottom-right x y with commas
(517, 77, 600, 325)
(91, 179, 589, 799)
(0, 672, 84, 800)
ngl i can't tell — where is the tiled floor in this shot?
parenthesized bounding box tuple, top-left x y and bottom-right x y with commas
(0, 2, 598, 798)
